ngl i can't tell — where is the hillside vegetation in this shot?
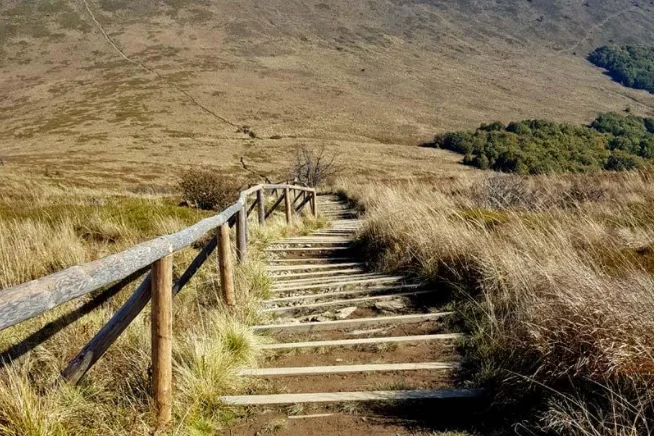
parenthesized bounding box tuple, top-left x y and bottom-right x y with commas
(0, 0, 652, 188)
(340, 169, 653, 435)
(426, 113, 654, 174)
(589, 45, 654, 93)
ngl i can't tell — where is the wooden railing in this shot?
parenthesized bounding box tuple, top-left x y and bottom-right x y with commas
(0, 183, 317, 427)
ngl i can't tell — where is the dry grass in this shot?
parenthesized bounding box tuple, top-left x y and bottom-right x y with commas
(0, 176, 325, 434)
(338, 170, 654, 435)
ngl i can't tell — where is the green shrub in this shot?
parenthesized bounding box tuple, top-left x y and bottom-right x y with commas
(588, 45, 653, 93)
(427, 113, 653, 174)
(178, 168, 242, 211)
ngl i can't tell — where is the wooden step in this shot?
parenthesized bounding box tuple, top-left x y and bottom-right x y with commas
(260, 333, 463, 350)
(219, 389, 482, 405)
(270, 276, 406, 293)
(271, 268, 366, 280)
(271, 273, 386, 287)
(252, 312, 453, 333)
(262, 284, 423, 304)
(238, 361, 459, 376)
(265, 247, 351, 252)
(267, 257, 358, 263)
(267, 262, 364, 272)
(261, 290, 432, 314)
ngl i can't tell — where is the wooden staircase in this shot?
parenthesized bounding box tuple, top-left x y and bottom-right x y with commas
(221, 195, 481, 432)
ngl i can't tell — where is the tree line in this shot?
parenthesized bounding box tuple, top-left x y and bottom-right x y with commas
(425, 113, 654, 174)
(588, 45, 653, 93)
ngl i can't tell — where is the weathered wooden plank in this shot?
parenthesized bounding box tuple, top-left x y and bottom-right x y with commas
(0, 184, 314, 332)
(238, 361, 459, 376)
(261, 290, 431, 314)
(259, 333, 463, 350)
(257, 189, 265, 225)
(284, 188, 292, 224)
(252, 312, 453, 333)
(236, 208, 248, 262)
(62, 236, 218, 384)
(218, 224, 236, 307)
(264, 194, 285, 220)
(151, 255, 173, 428)
(219, 389, 483, 405)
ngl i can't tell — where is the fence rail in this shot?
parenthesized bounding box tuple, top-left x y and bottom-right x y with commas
(0, 183, 317, 428)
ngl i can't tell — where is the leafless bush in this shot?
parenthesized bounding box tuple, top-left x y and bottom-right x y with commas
(473, 174, 538, 210)
(290, 145, 339, 187)
(178, 168, 242, 210)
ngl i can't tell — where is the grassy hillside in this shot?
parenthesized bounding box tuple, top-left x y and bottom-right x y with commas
(339, 169, 653, 434)
(0, 0, 652, 189)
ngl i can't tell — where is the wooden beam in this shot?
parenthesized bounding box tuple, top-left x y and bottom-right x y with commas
(62, 237, 218, 384)
(257, 189, 265, 226)
(259, 333, 463, 350)
(239, 361, 459, 376)
(311, 192, 317, 217)
(264, 194, 285, 220)
(217, 224, 236, 307)
(151, 254, 173, 428)
(252, 312, 453, 333)
(236, 208, 247, 262)
(284, 187, 292, 224)
(219, 389, 483, 405)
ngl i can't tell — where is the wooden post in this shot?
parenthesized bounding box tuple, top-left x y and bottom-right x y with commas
(236, 208, 247, 262)
(311, 192, 318, 217)
(151, 254, 173, 428)
(217, 224, 236, 307)
(284, 188, 292, 224)
(257, 189, 265, 226)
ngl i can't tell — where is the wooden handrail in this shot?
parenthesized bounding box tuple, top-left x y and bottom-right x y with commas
(0, 183, 316, 332)
(0, 182, 317, 424)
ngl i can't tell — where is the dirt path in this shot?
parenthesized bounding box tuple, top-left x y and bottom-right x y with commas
(223, 194, 484, 435)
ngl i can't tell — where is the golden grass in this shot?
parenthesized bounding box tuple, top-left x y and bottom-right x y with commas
(338, 170, 654, 435)
(0, 176, 325, 434)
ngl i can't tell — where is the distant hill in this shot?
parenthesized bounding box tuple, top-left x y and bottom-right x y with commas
(0, 0, 652, 184)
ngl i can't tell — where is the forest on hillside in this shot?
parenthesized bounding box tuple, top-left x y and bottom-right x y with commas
(425, 113, 654, 174)
(588, 45, 654, 93)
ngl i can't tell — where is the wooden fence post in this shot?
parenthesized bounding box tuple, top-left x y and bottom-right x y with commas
(217, 224, 236, 307)
(151, 254, 173, 428)
(257, 189, 265, 226)
(311, 191, 318, 217)
(236, 208, 247, 262)
(284, 188, 292, 224)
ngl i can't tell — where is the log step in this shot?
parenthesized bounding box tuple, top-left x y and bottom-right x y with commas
(252, 312, 453, 333)
(219, 389, 482, 405)
(260, 333, 463, 350)
(271, 268, 366, 280)
(238, 361, 459, 376)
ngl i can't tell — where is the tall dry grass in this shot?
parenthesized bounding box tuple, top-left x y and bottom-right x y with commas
(0, 176, 325, 434)
(339, 170, 654, 435)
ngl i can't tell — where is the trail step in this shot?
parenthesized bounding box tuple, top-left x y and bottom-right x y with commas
(238, 361, 459, 376)
(262, 284, 423, 304)
(270, 276, 406, 292)
(261, 290, 432, 314)
(267, 262, 364, 272)
(252, 312, 453, 333)
(260, 333, 463, 350)
(219, 389, 483, 405)
(271, 268, 366, 280)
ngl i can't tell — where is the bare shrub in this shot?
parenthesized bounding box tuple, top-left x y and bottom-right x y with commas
(472, 174, 538, 210)
(178, 168, 242, 210)
(290, 145, 339, 187)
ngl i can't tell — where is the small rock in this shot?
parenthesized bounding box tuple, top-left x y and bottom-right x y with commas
(335, 306, 358, 319)
(374, 299, 406, 312)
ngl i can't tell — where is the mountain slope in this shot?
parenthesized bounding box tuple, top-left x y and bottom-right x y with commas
(0, 0, 652, 185)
